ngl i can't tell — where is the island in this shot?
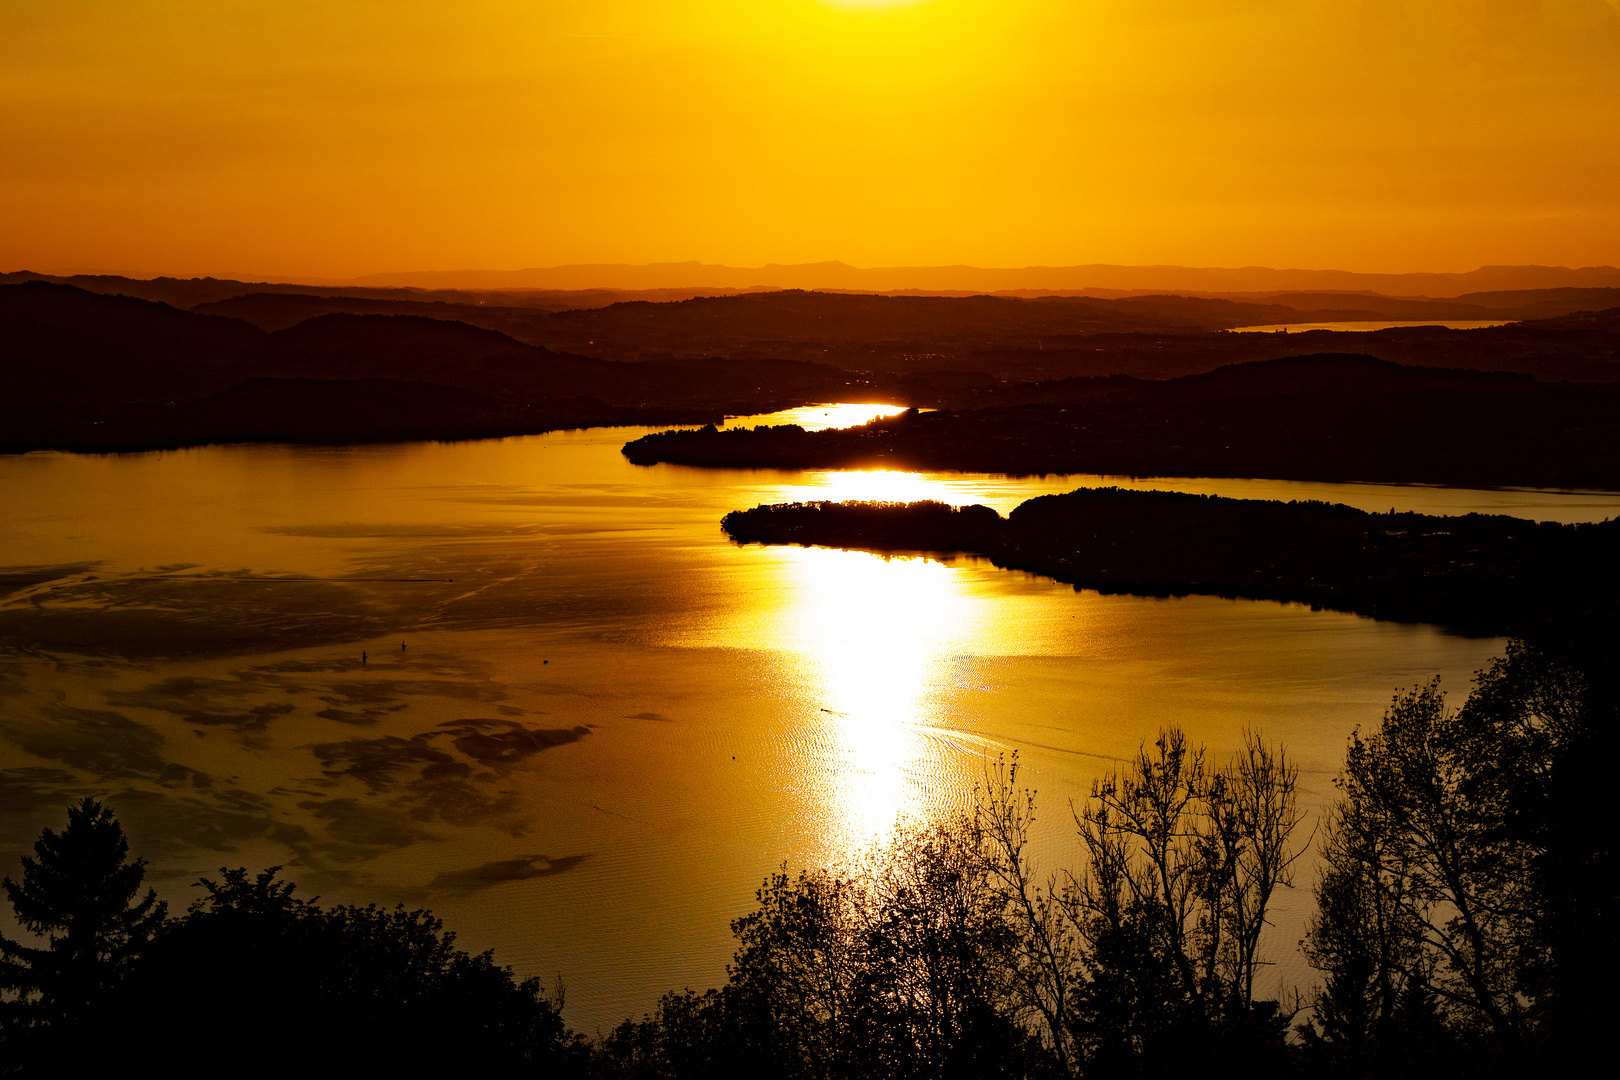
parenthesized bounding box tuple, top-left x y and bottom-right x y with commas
(720, 488, 1620, 636)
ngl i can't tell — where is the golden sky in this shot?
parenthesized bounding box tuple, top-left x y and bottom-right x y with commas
(3, 1, 1618, 279)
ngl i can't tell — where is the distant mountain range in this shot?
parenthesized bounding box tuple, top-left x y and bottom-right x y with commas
(339, 261, 1620, 298)
(15, 262, 1620, 300)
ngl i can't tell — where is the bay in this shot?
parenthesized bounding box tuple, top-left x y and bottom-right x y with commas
(1, 405, 1614, 1030)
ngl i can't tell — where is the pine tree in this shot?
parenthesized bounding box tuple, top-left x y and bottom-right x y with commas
(0, 797, 166, 1026)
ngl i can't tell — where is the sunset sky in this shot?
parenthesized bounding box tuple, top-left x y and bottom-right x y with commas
(4, 0, 1618, 279)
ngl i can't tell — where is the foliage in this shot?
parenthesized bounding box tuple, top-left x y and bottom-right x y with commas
(1300, 614, 1620, 1074)
(974, 730, 1305, 1076)
(595, 823, 1049, 1080)
(94, 865, 581, 1074)
(0, 797, 165, 1030)
(599, 731, 1305, 1080)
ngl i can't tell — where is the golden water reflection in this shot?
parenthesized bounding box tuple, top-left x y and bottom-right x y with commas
(723, 402, 909, 431)
(768, 545, 987, 849)
(788, 468, 944, 506)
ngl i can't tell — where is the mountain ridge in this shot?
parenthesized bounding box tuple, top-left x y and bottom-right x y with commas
(342, 261, 1620, 297)
(14, 263, 1620, 300)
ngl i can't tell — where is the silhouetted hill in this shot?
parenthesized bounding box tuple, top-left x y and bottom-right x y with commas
(0, 375, 722, 453)
(936, 307, 1620, 388)
(11, 266, 1616, 331)
(186, 288, 1620, 386)
(0, 284, 811, 451)
(234, 289, 1507, 365)
(1154, 352, 1536, 402)
(0, 282, 263, 404)
(16, 271, 1620, 391)
(195, 290, 1348, 365)
(0, 281, 260, 356)
(625, 353, 1620, 489)
(184, 377, 508, 442)
(196, 292, 566, 333)
(9, 280, 1620, 461)
(721, 490, 1620, 635)
(262, 312, 537, 376)
(264, 312, 854, 408)
(1448, 287, 1620, 319)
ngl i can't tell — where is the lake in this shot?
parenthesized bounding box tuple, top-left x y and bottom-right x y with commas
(2, 405, 1615, 1031)
(1227, 320, 1512, 334)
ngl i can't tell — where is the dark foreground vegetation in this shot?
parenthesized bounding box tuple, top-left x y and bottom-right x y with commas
(720, 489, 1620, 636)
(3, 613, 1615, 1078)
(626, 353, 1620, 490)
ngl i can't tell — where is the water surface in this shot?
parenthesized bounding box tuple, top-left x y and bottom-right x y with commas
(2, 410, 1613, 1029)
(1228, 319, 1512, 333)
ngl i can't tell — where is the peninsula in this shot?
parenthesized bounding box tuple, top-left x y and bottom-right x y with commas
(720, 489, 1620, 636)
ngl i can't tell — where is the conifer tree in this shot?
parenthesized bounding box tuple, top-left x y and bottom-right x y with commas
(0, 797, 166, 1026)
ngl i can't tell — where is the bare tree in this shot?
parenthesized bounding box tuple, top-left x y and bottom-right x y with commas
(976, 729, 1304, 1074)
(972, 754, 1082, 1073)
(1207, 729, 1308, 1008)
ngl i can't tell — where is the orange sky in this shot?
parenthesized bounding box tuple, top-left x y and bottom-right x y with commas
(3, 1, 1618, 280)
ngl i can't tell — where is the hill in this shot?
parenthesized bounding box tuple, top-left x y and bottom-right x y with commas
(0, 284, 799, 451)
(625, 353, 1620, 490)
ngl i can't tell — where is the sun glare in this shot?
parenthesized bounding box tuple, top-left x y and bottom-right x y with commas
(772, 545, 981, 846)
(821, 0, 929, 9)
(787, 469, 941, 505)
(724, 403, 908, 431)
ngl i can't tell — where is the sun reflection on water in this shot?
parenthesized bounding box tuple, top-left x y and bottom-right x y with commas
(724, 402, 909, 431)
(764, 466, 1069, 516)
(789, 468, 942, 505)
(772, 545, 982, 847)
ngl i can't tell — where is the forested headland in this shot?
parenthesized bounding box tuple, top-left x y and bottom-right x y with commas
(623, 354, 1620, 490)
(719, 489, 1620, 636)
(3, 615, 1615, 1079)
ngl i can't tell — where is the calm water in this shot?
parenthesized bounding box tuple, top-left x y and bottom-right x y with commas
(1228, 319, 1512, 333)
(2, 405, 1615, 1029)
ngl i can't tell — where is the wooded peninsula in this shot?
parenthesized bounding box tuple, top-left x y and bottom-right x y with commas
(720, 489, 1620, 636)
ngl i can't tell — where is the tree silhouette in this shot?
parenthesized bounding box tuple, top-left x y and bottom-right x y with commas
(0, 797, 165, 1027)
(96, 866, 579, 1074)
(1302, 618, 1620, 1075)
